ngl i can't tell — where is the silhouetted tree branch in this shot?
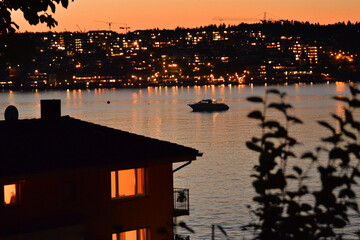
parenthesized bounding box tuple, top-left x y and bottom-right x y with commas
(243, 84, 360, 239)
(0, 0, 73, 35)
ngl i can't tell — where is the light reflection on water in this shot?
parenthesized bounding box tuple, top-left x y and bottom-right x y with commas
(0, 83, 359, 239)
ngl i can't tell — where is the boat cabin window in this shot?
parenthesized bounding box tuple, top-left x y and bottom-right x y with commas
(200, 99, 214, 104)
(111, 168, 145, 198)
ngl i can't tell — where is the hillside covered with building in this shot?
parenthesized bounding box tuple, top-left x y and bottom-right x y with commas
(0, 21, 359, 89)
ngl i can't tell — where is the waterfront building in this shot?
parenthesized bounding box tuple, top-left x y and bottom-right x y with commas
(0, 100, 201, 240)
(290, 43, 318, 64)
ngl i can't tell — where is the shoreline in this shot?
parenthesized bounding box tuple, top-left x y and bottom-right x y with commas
(0, 79, 354, 92)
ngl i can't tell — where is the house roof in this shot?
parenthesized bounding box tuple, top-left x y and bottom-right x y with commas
(0, 116, 201, 181)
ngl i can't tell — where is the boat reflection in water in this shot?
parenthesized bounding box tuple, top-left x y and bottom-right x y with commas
(188, 99, 229, 112)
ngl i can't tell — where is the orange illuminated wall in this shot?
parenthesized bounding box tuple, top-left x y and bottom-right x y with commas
(0, 163, 174, 240)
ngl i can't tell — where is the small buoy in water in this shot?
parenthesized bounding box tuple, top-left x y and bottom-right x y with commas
(107, 101, 110, 104)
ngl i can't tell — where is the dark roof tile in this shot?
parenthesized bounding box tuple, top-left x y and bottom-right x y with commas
(0, 116, 201, 179)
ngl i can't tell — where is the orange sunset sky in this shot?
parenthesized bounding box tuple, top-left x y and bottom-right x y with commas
(13, 0, 360, 33)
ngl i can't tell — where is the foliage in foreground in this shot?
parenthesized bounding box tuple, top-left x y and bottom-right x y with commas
(0, 0, 73, 35)
(243, 85, 360, 239)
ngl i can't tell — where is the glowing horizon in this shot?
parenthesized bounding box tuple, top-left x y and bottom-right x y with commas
(12, 0, 360, 33)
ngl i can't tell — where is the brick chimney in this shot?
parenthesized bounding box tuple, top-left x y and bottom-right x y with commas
(41, 99, 61, 120)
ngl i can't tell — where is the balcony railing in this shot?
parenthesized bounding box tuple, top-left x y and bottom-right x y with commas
(174, 188, 189, 217)
(174, 234, 190, 240)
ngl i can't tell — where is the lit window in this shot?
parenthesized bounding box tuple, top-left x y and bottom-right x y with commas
(4, 183, 19, 205)
(112, 228, 147, 240)
(111, 168, 145, 198)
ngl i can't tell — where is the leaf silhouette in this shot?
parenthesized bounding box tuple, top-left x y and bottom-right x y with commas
(247, 97, 263, 103)
(293, 166, 302, 175)
(318, 121, 335, 133)
(217, 225, 229, 238)
(266, 89, 280, 95)
(246, 141, 262, 152)
(178, 222, 195, 233)
(333, 96, 349, 103)
(61, 0, 69, 8)
(248, 110, 263, 120)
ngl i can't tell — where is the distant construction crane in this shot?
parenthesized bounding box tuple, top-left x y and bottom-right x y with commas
(213, 12, 274, 23)
(76, 24, 85, 33)
(119, 24, 131, 34)
(94, 21, 125, 31)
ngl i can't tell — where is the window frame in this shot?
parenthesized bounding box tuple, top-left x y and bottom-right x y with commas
(111, 168, 146, 199)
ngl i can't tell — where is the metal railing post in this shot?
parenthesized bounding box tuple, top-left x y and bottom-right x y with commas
(212, 224, 215, 240)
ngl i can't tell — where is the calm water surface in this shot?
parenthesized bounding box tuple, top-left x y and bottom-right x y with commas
(1, 83, 359, 239)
